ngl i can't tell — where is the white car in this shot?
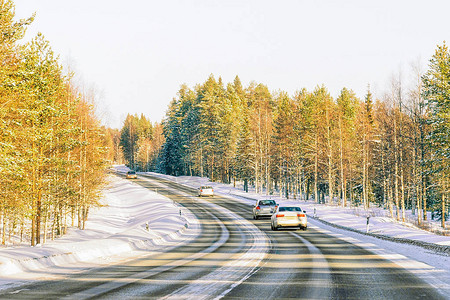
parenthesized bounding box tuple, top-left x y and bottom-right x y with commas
(271, 206, 307, 230)
(198, 186, 214, 197)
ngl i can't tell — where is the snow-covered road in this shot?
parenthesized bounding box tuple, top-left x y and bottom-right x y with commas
(0, 167, 449, 299)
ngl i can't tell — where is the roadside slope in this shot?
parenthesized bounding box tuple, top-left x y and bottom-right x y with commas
(0, 176, 199, 290)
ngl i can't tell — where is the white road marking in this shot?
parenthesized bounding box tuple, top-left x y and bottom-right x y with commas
(161, 200, 269, 300)
(62, 210, 228, 300)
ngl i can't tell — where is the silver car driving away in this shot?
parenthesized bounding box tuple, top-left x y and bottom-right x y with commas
(271, 206, 307, 230)
(253, 199, 278, 219)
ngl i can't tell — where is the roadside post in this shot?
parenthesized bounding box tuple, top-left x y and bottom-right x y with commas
(366, 216, 370, 233)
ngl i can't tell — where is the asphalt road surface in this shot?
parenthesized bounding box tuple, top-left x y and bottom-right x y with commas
(0, 174, 445, 299)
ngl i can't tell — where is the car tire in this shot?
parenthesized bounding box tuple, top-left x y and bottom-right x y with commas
(272, 224, 277, 231)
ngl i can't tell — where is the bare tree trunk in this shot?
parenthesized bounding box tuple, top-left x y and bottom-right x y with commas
(349, 166, 353, 207)
(71, 206, 75, 227)
(399, 92, 406, 222)
(400, 167, 406, 222)
(326, 108, 333, 205)
(423, 180, 427, 221)
(211, 153, 215, 182)
(36, 185, 42, 245)
(442, 179, 447, 229)
(339, 117, 346, 207)
(1, 210, 5, 245)
(52, 206, 57, 240)
(394, 111, 400, 221)
(43, 206, 48, 244)
(381, 150, 386, 208)
(362, 133, 368, 209)
(31, 123, 36, 246)
(387, 175, 394, 218)
(20, 221, 24, 243)
(254, 148, 258, 194)
(279, 160, 283, 198)
(417, 183, 422, 226)
(314, 133, 319, 203)
(77, 203, 82, 229)
(442, 193, 446, 229)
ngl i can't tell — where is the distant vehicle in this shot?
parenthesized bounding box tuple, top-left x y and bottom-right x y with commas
(271, 206, 307, 230)
(126, 170, 137, 179)
(198, 186, 214, 197)
(252, 199, 278, 219)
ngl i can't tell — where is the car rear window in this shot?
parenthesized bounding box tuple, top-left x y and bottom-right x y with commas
(259, 200, 276, 206)
(202, 186, 213, 189)
(279, 206, 301, 212)
(128, 171, 136, 174)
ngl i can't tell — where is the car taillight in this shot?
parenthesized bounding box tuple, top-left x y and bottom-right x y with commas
(297, 213, 305, 217)
(256, 206, 260, 210)
(276, 214, 284, 217)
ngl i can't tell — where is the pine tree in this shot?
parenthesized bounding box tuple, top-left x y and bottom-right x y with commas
(0, 0, 34, 245)
(247, 83, 273, 194)
(359, 87, 375, 209)
(161, 100, 184, 176)
(120, 114, 140, 169)
(336, 88, 358, 207)
(196, 75, 222, 181)
(422, 43, 450, 228)
(272, 92, 296, 198)
(235, 110, 254, 192)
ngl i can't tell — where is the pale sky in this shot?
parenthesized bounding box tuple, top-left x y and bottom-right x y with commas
(14, 0, 450, 129)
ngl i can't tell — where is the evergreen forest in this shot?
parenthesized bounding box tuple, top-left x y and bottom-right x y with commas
(0, 1, 118, 245)
(120, 48, 449, 230)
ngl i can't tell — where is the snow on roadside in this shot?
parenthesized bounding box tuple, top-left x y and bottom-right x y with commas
(0, 175, 199, 290)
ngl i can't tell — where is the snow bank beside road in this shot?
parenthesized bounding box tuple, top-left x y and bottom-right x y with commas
(0, 176, 199, 289)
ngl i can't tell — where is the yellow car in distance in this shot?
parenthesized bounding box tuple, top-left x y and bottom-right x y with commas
(126, 170, 137, 179)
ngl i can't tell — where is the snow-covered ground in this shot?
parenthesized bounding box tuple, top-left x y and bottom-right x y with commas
(0, 166, 449, 296)
(0, 175, 199, 291)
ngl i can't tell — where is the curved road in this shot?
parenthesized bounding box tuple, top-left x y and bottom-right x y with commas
(0, 174, 445, 299)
